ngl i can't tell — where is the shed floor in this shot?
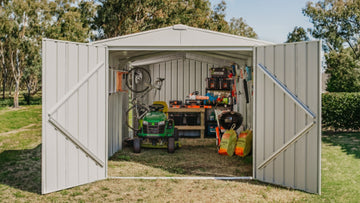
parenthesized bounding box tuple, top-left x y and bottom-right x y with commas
(108, 138, 252, 177)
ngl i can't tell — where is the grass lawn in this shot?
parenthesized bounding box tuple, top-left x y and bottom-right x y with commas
(0, 105, 359, 202)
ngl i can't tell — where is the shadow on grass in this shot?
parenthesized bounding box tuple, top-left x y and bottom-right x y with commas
(322, 131, 360, 158)
(0, 144, 41, 194)
(109, 144, 253, 177)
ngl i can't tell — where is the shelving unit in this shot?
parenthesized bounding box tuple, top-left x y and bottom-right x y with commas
(204, 76, 234, 138)
(168, 108, 205, 139)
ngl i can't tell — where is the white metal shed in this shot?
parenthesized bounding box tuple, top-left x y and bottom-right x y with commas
(42, 24, 321, 194)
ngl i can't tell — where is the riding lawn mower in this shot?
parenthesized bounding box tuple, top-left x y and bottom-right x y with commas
(133, 104, 180, 153)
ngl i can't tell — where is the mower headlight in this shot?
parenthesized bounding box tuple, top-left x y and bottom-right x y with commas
(159, 121, 165, 125)
(142, 121, 148, 125)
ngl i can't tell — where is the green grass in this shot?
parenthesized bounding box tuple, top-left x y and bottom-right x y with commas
(0, 105, 42, 195)
(0, 106, 41, 134)
(0, 105, 360, 201)
(304, 132, 360, 202)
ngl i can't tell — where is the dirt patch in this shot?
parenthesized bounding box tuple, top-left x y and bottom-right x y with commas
(109, 138, 252, 177)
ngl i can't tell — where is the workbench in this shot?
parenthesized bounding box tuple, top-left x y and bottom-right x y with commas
(167, 108, 205, 139)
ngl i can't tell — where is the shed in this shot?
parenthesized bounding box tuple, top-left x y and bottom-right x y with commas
(42, 24, 321, 194)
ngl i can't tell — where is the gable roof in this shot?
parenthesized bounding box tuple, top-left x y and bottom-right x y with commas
(91, 24, 273, 47)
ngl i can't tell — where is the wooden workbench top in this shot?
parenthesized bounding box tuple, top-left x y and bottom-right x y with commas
(167, 108, 206, 113)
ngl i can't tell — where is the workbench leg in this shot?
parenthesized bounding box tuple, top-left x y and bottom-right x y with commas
(200, 111, 205, 139)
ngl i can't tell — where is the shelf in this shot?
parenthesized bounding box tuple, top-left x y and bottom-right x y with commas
(203, 104, 233, 108)
(206, 88, 231, 91)
(176, 126, 205, 130)
(169, 107, 205, 139)
(168, 108, 205, 113)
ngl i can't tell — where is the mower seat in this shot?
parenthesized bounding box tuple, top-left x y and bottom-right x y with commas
(153, 101, 168, 117)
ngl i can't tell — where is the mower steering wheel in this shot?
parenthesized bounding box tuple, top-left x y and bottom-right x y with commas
(149, 104, 164, 112)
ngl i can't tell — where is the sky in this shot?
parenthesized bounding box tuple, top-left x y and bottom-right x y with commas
(209, 0, 316, 43)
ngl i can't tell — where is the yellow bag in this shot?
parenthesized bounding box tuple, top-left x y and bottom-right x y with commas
(218, 129, 237, 156)
(235, 130, 253, 157)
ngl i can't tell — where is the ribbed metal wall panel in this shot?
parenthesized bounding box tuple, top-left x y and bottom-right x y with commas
(146, 57, 252, 129)
(148, 59, 218, 103)
(107, 54, 128, 156)
(42, 39, 107, 194)
(254, 41, 321, 194)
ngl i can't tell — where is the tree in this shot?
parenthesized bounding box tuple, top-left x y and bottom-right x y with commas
(0, 2, 11, 99)
(229, 17, 257, 38)
(43, 0, 96, 42)
(286, 26, 309, 43)
(0, 39, 9, 99)
(325, 50, 360, 92)
(94, 0, 221, 39)
(303, 0, 360, 57)
(303, 0, 360, 92)
(0, 0, 94, 107)
(3, 0, 44, 107)
(210, 0, 230, 33)
(93, 0, 257, 39)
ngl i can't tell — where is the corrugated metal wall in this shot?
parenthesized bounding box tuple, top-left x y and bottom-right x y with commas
(147, 58, 252, 128)
(107, 54, 128, 156)
(42, 40, 107, 194)
(148, 59, 218, 103)
(254, 41, 321, 194)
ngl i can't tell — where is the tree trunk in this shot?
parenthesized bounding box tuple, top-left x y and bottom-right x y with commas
(0, 42, 5, 99)
(13, 79, 19, 108)
(8, 79, 13, 97)
(2, 73, 5, 99)
(26, 84, 31, 105)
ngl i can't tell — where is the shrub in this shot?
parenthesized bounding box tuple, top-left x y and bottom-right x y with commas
(322, 92, 360, 130)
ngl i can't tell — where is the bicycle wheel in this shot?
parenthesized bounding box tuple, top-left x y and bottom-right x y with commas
(126, 67, 151, 93)
(126, 104, 149, 131)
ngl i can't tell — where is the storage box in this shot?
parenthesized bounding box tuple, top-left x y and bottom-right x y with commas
(207, 78, 218, 89)
(169, 100, 183, 108)
(210, 67, 230, 78)
(218, 78, 232, 90)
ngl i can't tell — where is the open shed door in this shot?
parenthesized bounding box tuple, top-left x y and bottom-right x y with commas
(42, 39, 107, 194)
(254, 41, 321, 194)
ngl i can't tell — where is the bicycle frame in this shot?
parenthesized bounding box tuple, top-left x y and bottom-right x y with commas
(126, 78, 164, 131)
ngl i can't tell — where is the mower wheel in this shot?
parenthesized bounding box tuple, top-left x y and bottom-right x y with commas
(167, 137, 175, 153)
(133, 137, 141, 153)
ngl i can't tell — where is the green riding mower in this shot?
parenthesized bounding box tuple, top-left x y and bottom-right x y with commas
(133, 104, 180, 153)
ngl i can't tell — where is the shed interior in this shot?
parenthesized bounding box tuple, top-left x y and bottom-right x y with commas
(107, 49, 255, 176)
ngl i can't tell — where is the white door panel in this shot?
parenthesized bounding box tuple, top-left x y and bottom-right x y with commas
(254, 41, 321, 194)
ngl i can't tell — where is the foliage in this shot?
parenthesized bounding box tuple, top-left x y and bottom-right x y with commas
(1, 0, 44, 107)
(0, 0, 95, 107)
(303, 0, 360, 57)
(0, 92, 41, 107)
(322, 92, 360, 130)
(285, 26, 309, 43)
(303, 0, 360, 92)
(228, 17, 257, 38)
(1, 0, 258, 108)
(95, 0, 214, 39)
(43, 0, 96, 42)
(325, 50, 360, 92)
(93, 0, 257, 39)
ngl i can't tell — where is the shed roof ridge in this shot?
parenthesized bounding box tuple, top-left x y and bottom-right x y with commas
(90, 26, 173, 45)
(90, 24, 274, 46)
(186, 26, 274, 45)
